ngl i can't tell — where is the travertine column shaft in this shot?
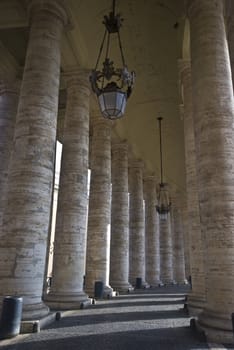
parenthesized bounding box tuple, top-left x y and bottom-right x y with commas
(110, 142, 132, 292)
(0, 0, 68, 320)
(45, 70, 91, 309)
(180, 193, 191, 280)
(170, 188, 186, 284)
(129, 161, 146, 286)
(188, 0, 234, 342)
(143, 176, 160, 286)
(159, 212, 173, 284)
(178, 60, 206, 314)
(0, 80, 19, 227)
(85, 115, 113, 297)
(178, 106, 191, 280)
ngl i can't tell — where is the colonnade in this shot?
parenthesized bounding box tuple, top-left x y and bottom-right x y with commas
(0, 0, 234, 344)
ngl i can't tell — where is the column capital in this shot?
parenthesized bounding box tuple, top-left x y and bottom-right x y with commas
(186, 0, 224, 19)
(143, 175, 156, 184)
(63, 68, 91, 91)
(129, 159, 144, 170)
(170, 184, 181, 201)
(91, 114, 113, 128)
(143, 176, 157, 199)
(111, 140, 128, 153)
(28, 0, 71, 27)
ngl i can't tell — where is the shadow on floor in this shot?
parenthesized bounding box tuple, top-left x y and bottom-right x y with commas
(0, 286, 212, 350)
(45, 308, 187, 329)
(0, 327, 209, 350)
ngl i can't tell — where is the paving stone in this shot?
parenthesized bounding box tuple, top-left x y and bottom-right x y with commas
(0, 286, 226, 350)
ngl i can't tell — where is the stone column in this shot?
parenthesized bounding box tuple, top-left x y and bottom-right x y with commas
(109, 142, 132, 292)
(85, 115, 113, 297)
(0, 0, 68, 320)
(129, 160, 147, 287)
(178, 59, 206, 314)
(170, 188, 186, 284)
(45, 69, 91, 309)
(188, 0, 234, 342)
(179, 105, 191, 280)
(159, 212, 173, 285)
(180, 192, 191, 280)
(143, 176, 160, 286)
(0, 79, 19, 227)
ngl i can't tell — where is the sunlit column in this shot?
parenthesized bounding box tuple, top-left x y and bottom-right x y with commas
(178, 60, 206, 314)
(170, 187, 186, 284)
(159, 210, 173, 285)
(110, 141, 133, 292)
(180, 191, 191, 281)
(45, 69, 91, 309)
(85, 115, 113, 297)
(143, 176, 160, 286)
(178, 105, 191, 280)
(129, 160, 147, 287)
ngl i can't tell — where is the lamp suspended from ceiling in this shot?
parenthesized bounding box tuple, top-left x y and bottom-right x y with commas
(156, 117, 171, 219)
(90, 0, 135, 120)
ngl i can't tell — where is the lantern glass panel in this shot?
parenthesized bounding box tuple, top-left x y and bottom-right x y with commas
(98, 91, 127, 119)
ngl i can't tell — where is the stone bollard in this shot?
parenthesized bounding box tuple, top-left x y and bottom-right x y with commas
(0, 296, 23, 339)
(135, 277, 142, 289)
(94, 281, 104, 299)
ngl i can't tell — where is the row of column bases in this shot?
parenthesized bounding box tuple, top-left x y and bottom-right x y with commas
(1, 0, 234, 344)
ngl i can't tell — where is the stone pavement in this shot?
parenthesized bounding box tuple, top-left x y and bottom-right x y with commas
(0, 286, 233, 350)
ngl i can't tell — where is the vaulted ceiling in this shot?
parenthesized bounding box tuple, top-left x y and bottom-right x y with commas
(0, 0, 188, 192)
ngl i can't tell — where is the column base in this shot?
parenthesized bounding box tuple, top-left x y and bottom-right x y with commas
(110, 281, 134, 293)
(133, 280, 150, 289)
(147, 280, 162, 288)
(141, 280, 151, 289)
(130, 277, 150, 289)
(174, 279, 189, 285)
(103, 285, 116, 298)
(187, 292, 206, 316)
(22, 301, 50, 321)
(85, 284, 116, 298)
(196, 309, 233, 344)
(160, 279, 175, 285)
(44, 291, 91, 310)
(183, 279, 189, 285)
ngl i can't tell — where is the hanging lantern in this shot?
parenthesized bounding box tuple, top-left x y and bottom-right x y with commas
(156, 117, 171, 219)
(90, 0, 135, 120)
(156, 182, 171, 220)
